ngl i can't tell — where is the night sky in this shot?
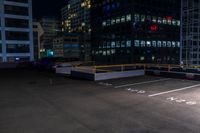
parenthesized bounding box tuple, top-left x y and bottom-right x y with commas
(32, 0, 67, 19)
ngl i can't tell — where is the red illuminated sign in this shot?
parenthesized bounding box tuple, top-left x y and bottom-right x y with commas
(150, 25, 158, 31)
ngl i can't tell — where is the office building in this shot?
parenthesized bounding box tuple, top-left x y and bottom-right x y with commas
(91, 0, 181, 65)
(61, 0, 91, 61)
(181, 0, 200, 67)
(0, 0, 33, 62)
(33, 21, 44, 60)
(40, 17, 61, 57)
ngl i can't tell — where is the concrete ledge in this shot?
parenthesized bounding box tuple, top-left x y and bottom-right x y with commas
(71, 69, 145, 81)
(146, 70, 200, 81)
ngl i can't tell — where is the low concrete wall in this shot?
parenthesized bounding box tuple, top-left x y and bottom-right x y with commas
(71, 69, 145, 81)
(146, 70, 200, 81)
(95, 70, 145, 81)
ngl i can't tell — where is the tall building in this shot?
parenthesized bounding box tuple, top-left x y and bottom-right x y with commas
(0, 0, 33, 62)
(181, 0, 200, 67)
(91, 0, 181, 65)
(33, 21, 44, 60)
(61, 0, 91, 61)
(39, 17, 61, 57)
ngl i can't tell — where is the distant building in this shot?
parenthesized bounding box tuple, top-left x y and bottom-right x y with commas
(53, 34, 81, 60)
(181, 0, 200, 67)
(0, 0, 34, 62)
(39, 17, 61, 57)
(61, 0, 91, 61)
(33, 21, 44, 60)
(91, 0, 181, 65)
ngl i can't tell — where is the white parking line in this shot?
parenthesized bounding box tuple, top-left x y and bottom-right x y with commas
(149, 84, 200, 97)
(114, 78, 171, 88)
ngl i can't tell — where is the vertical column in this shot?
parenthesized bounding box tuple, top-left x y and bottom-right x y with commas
(28, 0, 34, 61)
(0, 0, 7, 62)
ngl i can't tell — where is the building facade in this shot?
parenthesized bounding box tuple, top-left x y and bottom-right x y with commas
(61, 0, 91, 61)
(33, 21, 44, 60)
(39, 17, 61, 58)
(53, 34, 81, 60)
(0, 0, 33, 62)
(91, 0, 181, 65)
(181, 0, 200, 67)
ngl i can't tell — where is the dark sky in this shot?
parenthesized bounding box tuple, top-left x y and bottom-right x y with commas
(32, 0, 66, 19)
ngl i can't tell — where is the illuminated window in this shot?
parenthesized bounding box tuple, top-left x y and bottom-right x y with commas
(103, 51, 106, 56)
(141, 15, 146, 22)
(152, 41, 156, 47)
(107, 50, 111, 55)
(102, 21, 106, 26)
(172, 41, 176, 47)
(140, 56, 144, 61)
(111, 49, 115, 54)
(121, 16, 126, 22)
(162, 41, 167, 47)
(116, 41, 120, 48)
(158, 17, 162, 23)
(157, 41, 162, 47)
(172, 20, 176, 25)
(126, 40, 131, 47)
(134, 40, 140, 47)
(146, 41, 151, 47)
(167, 19, 172, 25)
(141, 40, 145, 47)
(134, 14, 140, 22)
(177, 20, 180, 26)
(177, 41, 180, 47)
(111, 41, 115, 48)
(152, 16, 157, 23)
(116, 18, 120, 24)
(163, 18, 167, 24)
(121, 41, 126, 47)
(111, 19, 115, 25)
(126, 14, 131, 21)
(167, 41, 171, 47)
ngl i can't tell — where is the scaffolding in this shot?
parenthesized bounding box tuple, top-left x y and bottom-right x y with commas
(181, 0, 200, 67)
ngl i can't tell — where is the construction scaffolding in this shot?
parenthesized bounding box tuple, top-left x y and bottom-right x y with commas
(181, 0, 200, 67)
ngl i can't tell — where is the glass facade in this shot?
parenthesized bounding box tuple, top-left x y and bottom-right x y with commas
(91, 0, 180, 65)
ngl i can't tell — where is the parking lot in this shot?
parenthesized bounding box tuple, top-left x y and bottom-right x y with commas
(0, 69, 200, 133)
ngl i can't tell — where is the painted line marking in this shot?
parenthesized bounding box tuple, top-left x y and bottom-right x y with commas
(149, 84, 200, 97)
(115, 78, 171, 88)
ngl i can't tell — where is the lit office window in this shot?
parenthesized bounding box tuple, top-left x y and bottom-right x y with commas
(152, 16, 157, 23)
(126, 40, 132, 47)
(146, 41, 151, 47)
(146, 15, 151, 21)
(141, 40, 145, 47)
(172, 20, 176, 25)
(157, 41, 162, 47)
(167, 41, 171, 47)
(111, 41, 116, 48)
(152, 41, 156, 47)
(121, 41, 126, 47)
(103, 51, 106, 56)
(177, 20, 180, 26)
(167, 19, 172, 25)
(172, 41, 176, 47)
(163, 18, 167, 24)
(134, 40, 140, 47)
(162, 41, 167, 47)
(126, 14, 131, 21)
(116, 41, 120, 48)
(121, 16, 126, 22)
(111, 49, 115, 54)
(116, 18, 120, 24)
(134, 14, 140, 22)
(107, 42, 111, 48)
(111, 19, 116, 25)
(140, 56, 144, 61)
(107, 50, 111, 55)
(102, 21, 106, 26)
(177, 41, 180, 47)
(141, 15, 145, 22)
(158, 17, 162, 23)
